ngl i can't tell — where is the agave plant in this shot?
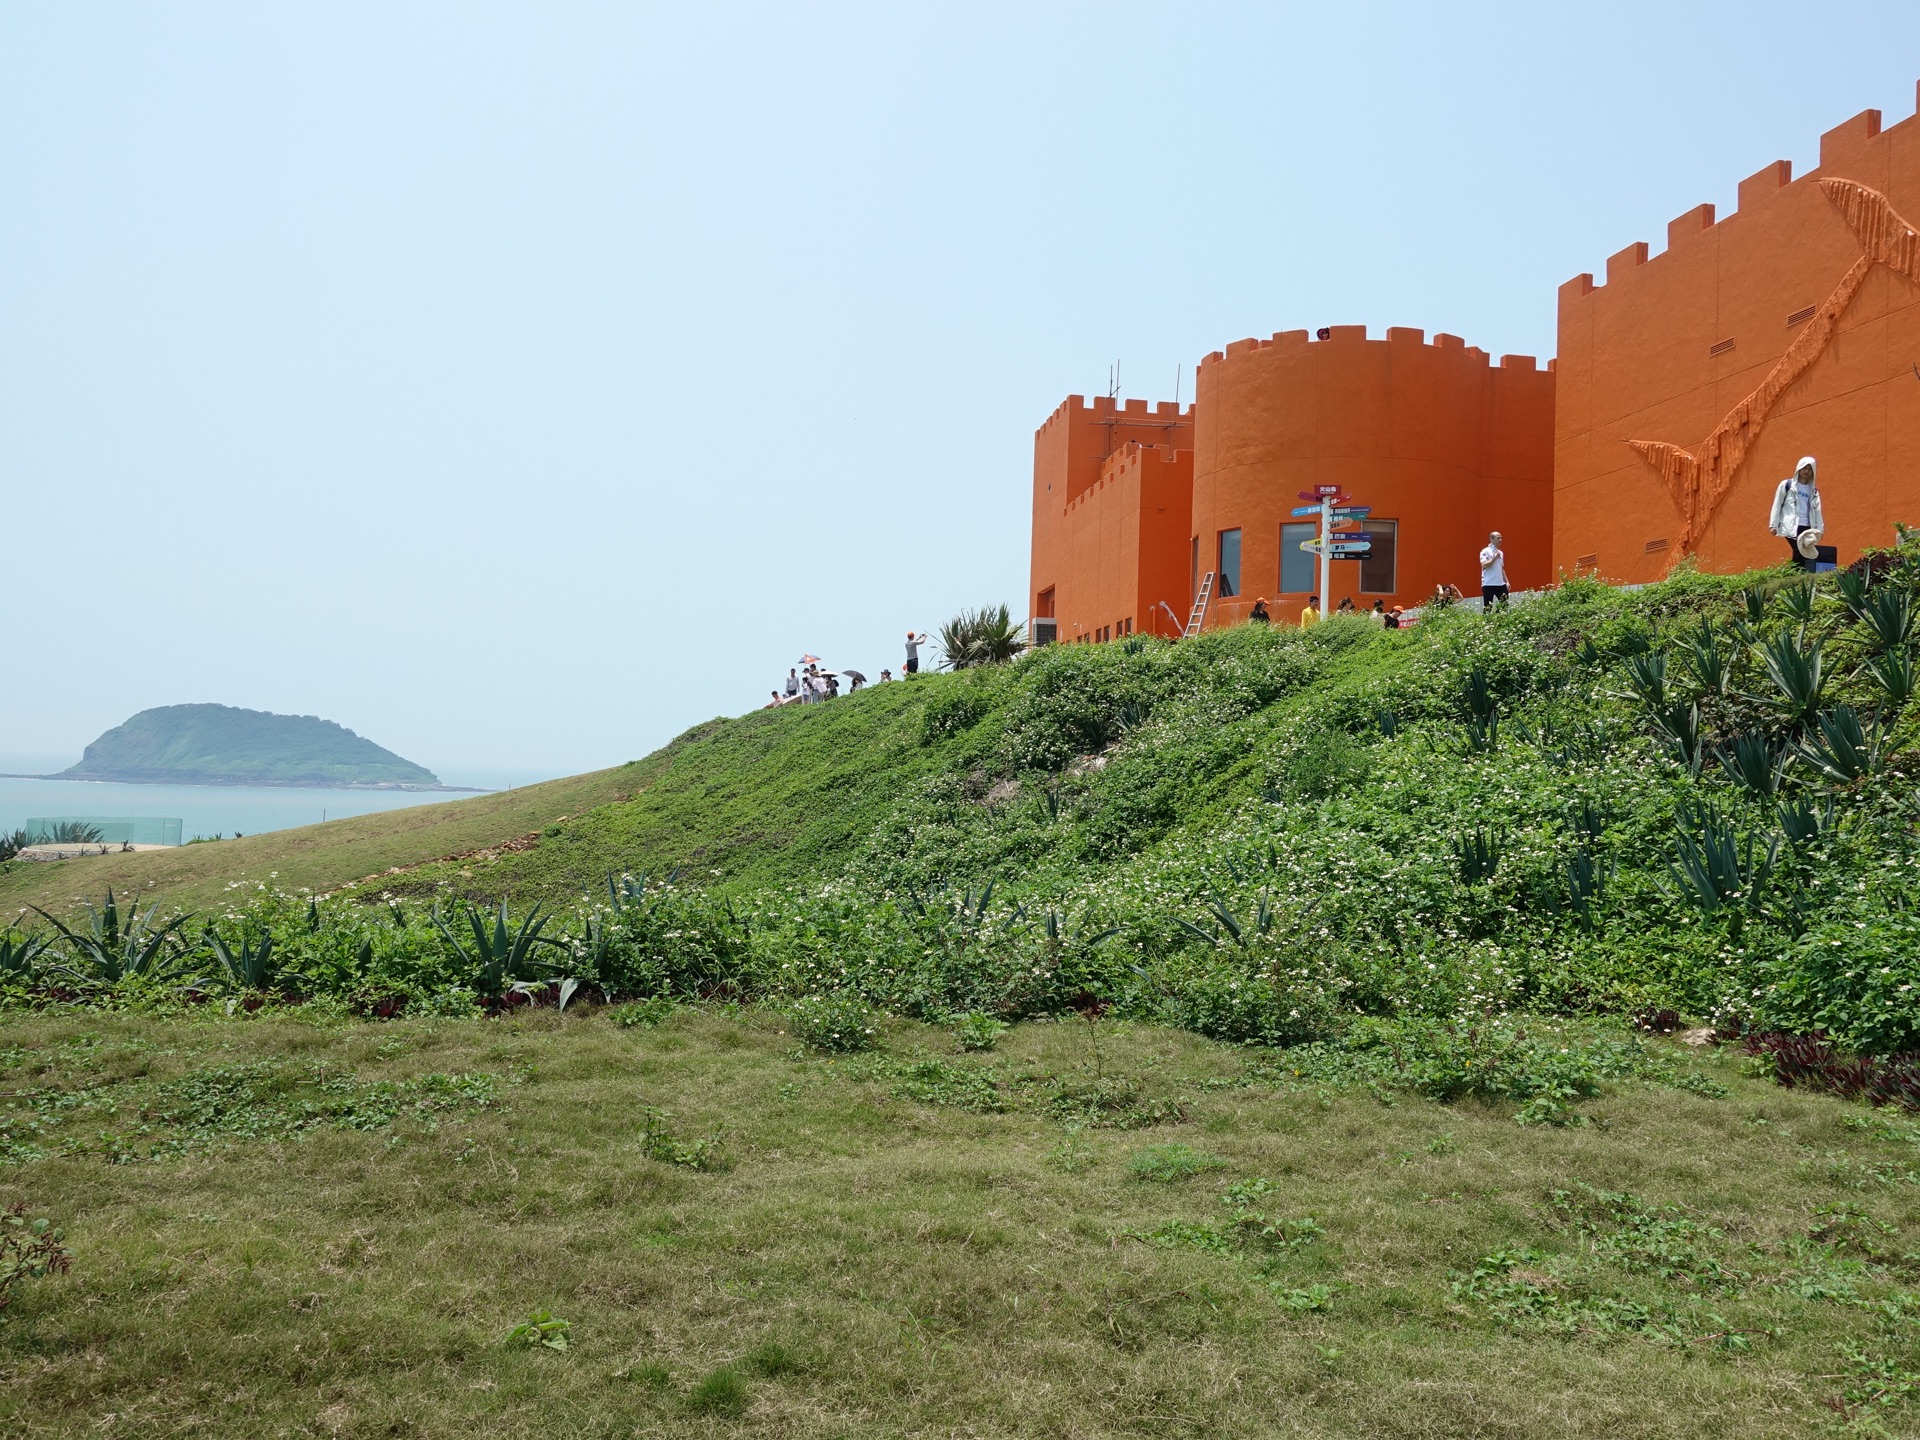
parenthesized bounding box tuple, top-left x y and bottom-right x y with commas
(29, 892, 193, 986)
(1564, 848, 1615, 929)
(0, 930, 50, 984)
(1621, 651, 1668, 710)
(1676, 619, 1734, 698)
(1176, 896, 1277, 949)
(1717, 730, 1784, 798)
(1835, 568, 1872, 623)
(204, 927, 305, 993)
(1461, 711, 1499, 754)
(0, 830, 30, 863)
(1741, 585, 1769, 625)
(938, 604, 1025, 670)
(1451, 828, 1504, 887)
(1463, 665, 1498, 725)
(1663, 803, 1778, 928)
(1751, 631, 1823, 723)
(38, 821, 104, 845)
(1564, 797, 1611, 846)
(1649, 700, 1704, 774)
(1862, 647, 1916, 708)
(1860, 585, 1915, 652)
(1790, 705, 1885, 785)
(433, 901, 572, 1001)
(1776, 580, 1816, 631)
(1777, 794, 1838, 847)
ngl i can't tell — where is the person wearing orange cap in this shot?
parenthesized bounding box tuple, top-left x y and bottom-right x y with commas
(1248, 597, 1271, 624)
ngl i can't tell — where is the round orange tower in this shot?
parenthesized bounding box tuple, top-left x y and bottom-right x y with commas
(1189, 325, 1554, 623)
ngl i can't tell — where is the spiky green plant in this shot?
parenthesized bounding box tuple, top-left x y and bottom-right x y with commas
(1777, 794, 1838, 847)
(937, 604, 1025, 670)
(1463, 666, 1497, 725)
(1649, 700, 1703, 774)
(0, 930, 49, 984)
(40, 821, 103, 845)
(0, 830, 29, 863)
(1741, 585, 1768, 625)
(1752, 632, 1823, 722)
(204, 928, 304, 993)
(1564, 797, 1611, 846)
(1835, 568, 1872, 623)
(1776, 581, 1815, 630)
(30, 892, 192, 986)
(1791, 705, 1885, 785)
(1663, 804, 1777, 933)
(1677, 618, 1733, 698)
(1862, 647, 1916, 708)
(433, 901, 571, 1000)
(1621, 651, 1668, 710)
(1717, 730, 1784, 798)
(1563, 848, 1614, 930)
(1860, 585, 1915, 652)
(1452, 829, 1504, 887)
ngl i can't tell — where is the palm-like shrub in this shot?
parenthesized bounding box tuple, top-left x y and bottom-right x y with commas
(0, 830, 29, 863)
(1752, 632, 1823, 722)
(433, 901, 571, 1001)
(1860, 586, 1915, 652)
(1863, 648, 1916, 707)
(1791, 705, 1885, 785)
(938, 605, 1025, 670)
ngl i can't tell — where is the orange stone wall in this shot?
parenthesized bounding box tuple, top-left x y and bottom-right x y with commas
(1555, 93, 1920, 581)
(1029, 397, 1195, 642)
(1190, 327, 1556, 625)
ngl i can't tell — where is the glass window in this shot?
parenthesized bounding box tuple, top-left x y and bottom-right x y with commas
(1280, 523, 1316, 593)
(1217, 529, 1242, 598)
(1190, 536, 1200, 603)
(1359, 520, 1398, 594)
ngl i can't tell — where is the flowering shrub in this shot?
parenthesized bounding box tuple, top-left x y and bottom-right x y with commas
(786, 992, 878, 1053)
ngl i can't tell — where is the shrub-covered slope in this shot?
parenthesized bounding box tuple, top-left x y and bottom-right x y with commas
(14, 556, 1920, 1053)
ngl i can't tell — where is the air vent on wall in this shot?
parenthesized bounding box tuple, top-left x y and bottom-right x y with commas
(1575, 553, 1598, 568)
(1645, 538, 1670, 554)
(1708, 338, 1736, 357)
(1787, 305, 1817, 327)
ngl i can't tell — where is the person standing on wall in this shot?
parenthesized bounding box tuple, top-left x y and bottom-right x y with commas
(904, 631, 927, 675)
(1769, 456, 1825, 573)
(1479, 532, 1510, 610)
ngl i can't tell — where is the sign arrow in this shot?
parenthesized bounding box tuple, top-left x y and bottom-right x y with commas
(1332, 506, 1371, 519)
(1331, 531, 1373, 543)
(1290, 505, 1323, 517)
(1327, 543, 1373, 557)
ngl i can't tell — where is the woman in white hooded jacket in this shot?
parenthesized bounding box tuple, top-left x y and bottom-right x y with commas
(1768, 456, 1824, 570)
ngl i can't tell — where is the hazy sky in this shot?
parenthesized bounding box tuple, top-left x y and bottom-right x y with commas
(7, 3, 1920, 781)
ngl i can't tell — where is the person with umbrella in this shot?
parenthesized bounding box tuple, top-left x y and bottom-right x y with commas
(844, 669, 868, 692)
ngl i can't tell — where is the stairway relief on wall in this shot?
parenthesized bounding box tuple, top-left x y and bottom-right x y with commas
(1627, 179, 1920, 556)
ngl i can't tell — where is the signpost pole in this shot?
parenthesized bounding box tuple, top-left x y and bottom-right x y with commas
(1318, 495, 1332, 616)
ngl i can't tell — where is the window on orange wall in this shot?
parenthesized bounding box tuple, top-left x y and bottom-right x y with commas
(1217, 529, 1242, 598)
(1280, 523, 1315, 592)
(1359, 520, 1398, 594)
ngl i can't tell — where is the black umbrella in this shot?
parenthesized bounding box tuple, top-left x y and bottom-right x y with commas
(843, 669, 867, 684)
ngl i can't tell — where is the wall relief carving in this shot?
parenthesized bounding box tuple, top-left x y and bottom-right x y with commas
(1626, 179, 1920, 556)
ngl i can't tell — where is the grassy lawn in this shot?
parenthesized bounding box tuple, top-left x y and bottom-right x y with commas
(4, 1007, 1917, 1438)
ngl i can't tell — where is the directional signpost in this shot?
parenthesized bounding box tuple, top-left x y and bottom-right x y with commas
(1291, 487, 1372, 613)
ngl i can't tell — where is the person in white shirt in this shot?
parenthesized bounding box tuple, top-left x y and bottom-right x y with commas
(783, 669, 800, 701)
(1769, 456, 1825, 572)
(1479, 532, 1509, 609)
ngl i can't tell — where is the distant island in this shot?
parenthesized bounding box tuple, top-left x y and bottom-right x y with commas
(53, 703, 456, 789)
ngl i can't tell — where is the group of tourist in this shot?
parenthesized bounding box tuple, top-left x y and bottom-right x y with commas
(1242, 530, 1512, 631)
(762, 631, 931, 709)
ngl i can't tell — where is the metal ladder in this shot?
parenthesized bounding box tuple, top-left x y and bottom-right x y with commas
(1183, 572, 1214, 638)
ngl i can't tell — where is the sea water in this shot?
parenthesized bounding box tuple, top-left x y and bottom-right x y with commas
(0, 775, 478, 843)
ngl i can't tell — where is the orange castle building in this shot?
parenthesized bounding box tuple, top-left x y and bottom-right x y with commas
(1031, 85, 1920, 641)
(1557, 91, 1920, 582)
(1030, 331, 1554, 640)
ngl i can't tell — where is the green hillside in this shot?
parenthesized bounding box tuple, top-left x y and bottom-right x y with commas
(10, 556, 1920, 1053)
(58, 702, 440, 787)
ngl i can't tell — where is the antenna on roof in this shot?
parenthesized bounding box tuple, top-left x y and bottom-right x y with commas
(1172, 364, 1182, 410)
(1108, 360, 1120, 401)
